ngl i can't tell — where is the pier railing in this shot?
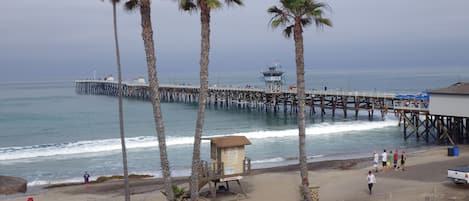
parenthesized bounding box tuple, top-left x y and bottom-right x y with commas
(75, 80, 397, 98)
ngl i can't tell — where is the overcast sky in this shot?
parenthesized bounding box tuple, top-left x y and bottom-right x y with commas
(1, 0, 469, 82)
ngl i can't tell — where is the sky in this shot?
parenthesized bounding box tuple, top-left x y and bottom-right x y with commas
(1, 0, 469, 82)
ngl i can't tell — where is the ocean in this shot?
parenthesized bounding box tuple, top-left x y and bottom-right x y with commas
(1, 67, 468, 186)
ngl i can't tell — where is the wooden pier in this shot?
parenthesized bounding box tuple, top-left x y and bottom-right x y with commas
(75, 80, 410, 119)
(75, 80, 468, 145)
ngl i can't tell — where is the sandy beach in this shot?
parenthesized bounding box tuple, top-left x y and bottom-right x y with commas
(2, 146, 469, 201)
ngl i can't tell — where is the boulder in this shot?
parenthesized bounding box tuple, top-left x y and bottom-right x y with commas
(0, 176, 27, 194)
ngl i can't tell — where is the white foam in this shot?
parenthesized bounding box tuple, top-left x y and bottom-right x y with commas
(251, 157, 286, 164)
(0, 118, 398, 161)
(233, 118, 398, 140)
(0, 136, 194, 161)
(28, 177, 83, 186)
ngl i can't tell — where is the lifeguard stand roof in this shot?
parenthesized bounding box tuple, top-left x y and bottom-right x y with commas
(204, 136, 251, 148)
(429, 82, 469, 95)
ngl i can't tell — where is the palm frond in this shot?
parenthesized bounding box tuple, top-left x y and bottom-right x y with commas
(301, 1, 332, 28)
(270, 18, 283, 28)
(313, 2, 331, 12)
(268, 6, 292, 29)
(207, 0, 222, 9)
(267, 6, 283, 15)
(283, 25, 294, 38)
(124, 0, 139, 11)
(300, 18, 312, 27)
(280, 0, 295, 10)
(314, 17, 332, 28)
(179, 0, 197, 11)
(224, 0, 243, 7)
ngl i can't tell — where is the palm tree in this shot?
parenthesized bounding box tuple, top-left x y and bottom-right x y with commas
(102, 0, 130, 200)
(178, 0, 243, 200)
(268, 1, 331, 200)
(125, 0, 175, 200)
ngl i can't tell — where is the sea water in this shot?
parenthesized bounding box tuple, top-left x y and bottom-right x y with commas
(0, 67, 468, 186)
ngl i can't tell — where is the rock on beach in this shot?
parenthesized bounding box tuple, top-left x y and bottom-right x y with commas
(0, 176, 27, 194)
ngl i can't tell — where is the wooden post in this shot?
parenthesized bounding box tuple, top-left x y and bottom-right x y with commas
(415, 113, 420, 140)
(355, 96, 359, 119)
(320, 96, 325, 117)
(403, 112, 407, 139)
(343, 96, 348, 118)
(284, 94, 288, 113)
(332, 96, 336, 118)
(425, 114, 430, 143)
(465, 118, 469, 143)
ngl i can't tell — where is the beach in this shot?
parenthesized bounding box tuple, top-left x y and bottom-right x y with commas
(2, 145, 469, 201)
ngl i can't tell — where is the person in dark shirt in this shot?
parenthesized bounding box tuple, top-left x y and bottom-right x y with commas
(83, 171, 90, 186)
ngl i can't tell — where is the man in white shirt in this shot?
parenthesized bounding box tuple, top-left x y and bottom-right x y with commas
(367, 171, 376, 194)
(381, 149, 387, 170)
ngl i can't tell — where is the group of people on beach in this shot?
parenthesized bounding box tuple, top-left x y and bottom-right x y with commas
(367, 149, 407, 194)
(373, 149, 407, 172)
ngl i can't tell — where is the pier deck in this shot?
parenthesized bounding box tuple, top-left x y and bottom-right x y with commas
(75, 80, 427, 118)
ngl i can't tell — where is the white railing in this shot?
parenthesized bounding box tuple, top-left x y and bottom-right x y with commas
(75, 80, 409, 99)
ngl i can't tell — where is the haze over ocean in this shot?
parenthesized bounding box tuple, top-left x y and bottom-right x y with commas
(1, 0, 469, 81)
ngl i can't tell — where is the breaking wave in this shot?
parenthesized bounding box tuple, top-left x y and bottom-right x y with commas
(0, 118, 397, 161)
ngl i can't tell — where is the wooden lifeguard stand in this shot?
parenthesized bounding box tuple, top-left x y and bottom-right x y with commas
(199, 136, 252, 198)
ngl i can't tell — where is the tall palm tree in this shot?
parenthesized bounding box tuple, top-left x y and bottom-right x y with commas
(125, 0, 175, 200)
(178, 0, 243, 200)
(268, 1, 331, 200)
(103, 0, 131, 200)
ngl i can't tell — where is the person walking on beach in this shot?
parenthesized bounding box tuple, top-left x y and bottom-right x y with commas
(393, 149, 399, 170)
(367, 171, 376, 195)
(373, 151, 379, 172)
(381, 150, 387, 171)
(83, 171, 90, 186)
(400, 151, 407, 171)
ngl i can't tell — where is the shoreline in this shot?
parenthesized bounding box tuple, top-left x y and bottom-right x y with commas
(44, 144, 435, 186)
(21, 145, 431, 193)
(2, 145, 469, 201)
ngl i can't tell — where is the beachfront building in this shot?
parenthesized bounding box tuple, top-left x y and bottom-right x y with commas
(428, 82, 469, 144)
(429, 82, 469, 118)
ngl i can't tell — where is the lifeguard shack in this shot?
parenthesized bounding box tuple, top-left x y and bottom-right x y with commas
(200, 136, 252, 198)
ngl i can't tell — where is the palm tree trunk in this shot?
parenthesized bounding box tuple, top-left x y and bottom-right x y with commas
(293, 19, 312, 201)
(113, 3, 131, 201)
(139, 1, 174, 200)
(190, 0, 210, 200)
